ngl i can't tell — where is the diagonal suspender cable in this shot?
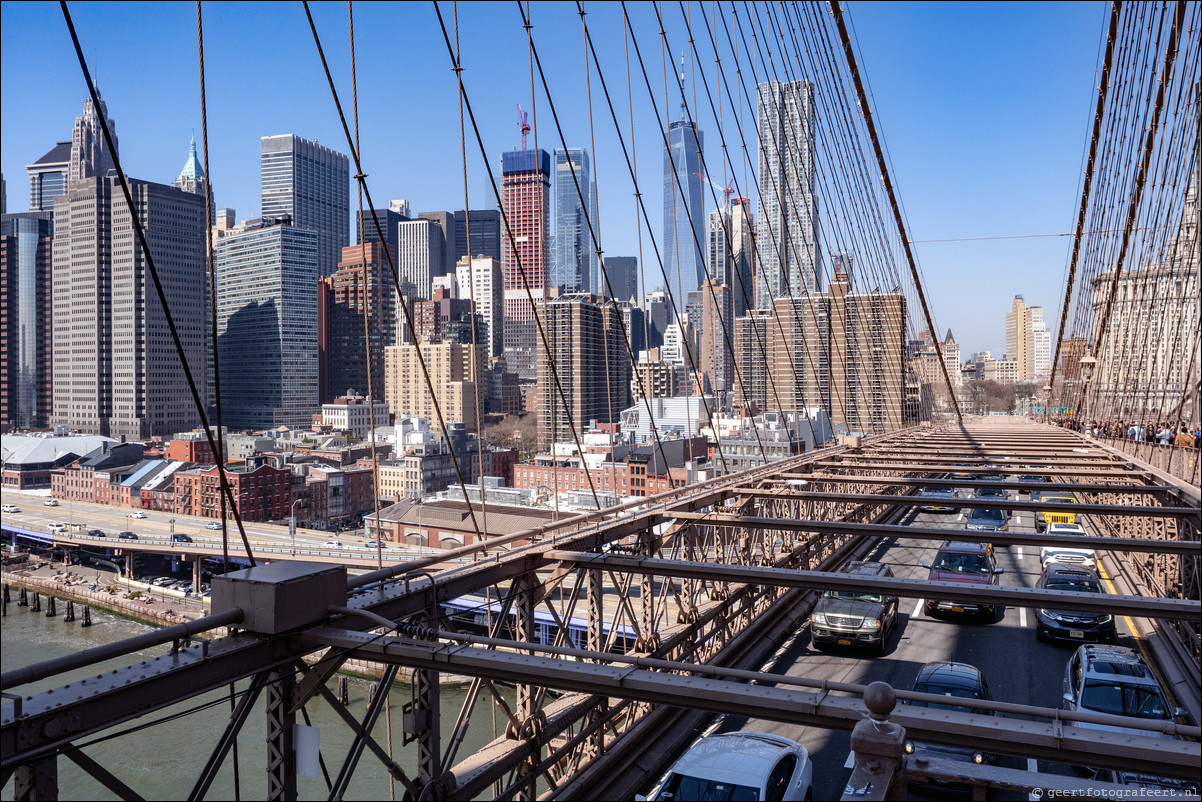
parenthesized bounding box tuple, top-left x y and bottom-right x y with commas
(830, 0, 961, 420)
(1049, 0, 1122, 398)
(59, 0, 258, 566)
(301, 0, 485, 543)
(1084, 0, 1187, 401)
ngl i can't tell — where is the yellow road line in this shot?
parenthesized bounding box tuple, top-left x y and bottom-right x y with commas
(1096, 559, 1179, 714)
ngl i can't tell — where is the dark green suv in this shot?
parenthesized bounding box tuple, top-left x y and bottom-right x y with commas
(810, 561, 899, 654)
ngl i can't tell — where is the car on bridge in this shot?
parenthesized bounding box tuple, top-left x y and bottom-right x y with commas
(87, 529, 106, 537)
(1035, 495, 1078, 532)
(171, 533, 193, 543)
(323, 540, 345, 549)
(922, 541, 1004, 621)
(1017, 473, 1050, 493)
(1062, 644, 1183, 736)
(118, 531, 138, 540)
(903, 661, 997, 794)
(640, 731, 813, 801)
(47, 522, 68, 533)
(204, 521, 223, 529)
(964, 507, 1007, 532)
(1035, 565, 1115, 643)
(974, 486, 1007, 502)
(2, 503, 20, 513)
(919, 486, 959, 512)
(809, 561, 898, 654)
(1039, 524, 1098, 572)
(127, 511, 147, 519)
(43, 499, 59, 507)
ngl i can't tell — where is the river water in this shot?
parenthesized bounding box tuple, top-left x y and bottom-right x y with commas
(1, 602, 512, 800)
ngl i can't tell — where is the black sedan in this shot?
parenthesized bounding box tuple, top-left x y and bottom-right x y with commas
(1035, 565, 1116, 643)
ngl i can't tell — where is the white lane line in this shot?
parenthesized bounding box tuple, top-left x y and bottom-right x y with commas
(1019, 607, 1028, 628)
(912, 599, 925, 617)
(1027, 759, 1041, 801)
(1016, 546, 1023, 561)
(844, 751, 856, 769)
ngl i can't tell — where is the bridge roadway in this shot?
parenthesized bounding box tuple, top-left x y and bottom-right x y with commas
(701, 479, 1192, 800)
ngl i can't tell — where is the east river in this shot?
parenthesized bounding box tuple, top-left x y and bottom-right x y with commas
(2, 603, 511, 800)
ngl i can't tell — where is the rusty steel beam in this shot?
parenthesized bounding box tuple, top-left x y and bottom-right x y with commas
(721, 489, 1200, 518)
(295, 628, 1200, 779)
(542, 552, 1201, 621)
(776, 475, 1180, 496)
(802, 461, 1149, 476)
(663, 512, 1199, 555)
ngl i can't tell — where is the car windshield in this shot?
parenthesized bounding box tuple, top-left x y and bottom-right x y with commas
(1081, 680, 1171, 719)
(1043, 497, 1075, 505)
(1045, 579, 1101, 593)
(970, 509, 1004, 522)
(658, 773, 759, 802)
(823, 590, 883, 602)
(910, 682, 983, 713)
(932, 552, 990, 574)
(923, 487, 950, 494)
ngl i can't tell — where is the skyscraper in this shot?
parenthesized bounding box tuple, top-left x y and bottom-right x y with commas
(539, 294, 630, 446)
(456, 255, 504, 360)
(173, 137, 207, 196)
(756, 80, 819, 307)
(417, 211, 457, 279)
(357, 206, 407, 254)
(1, 212, 54, 430)
(318, 242, 397, 404)
(500, 149, 551, 380)
(729, 197, 755, 318)
(602, 256, 639, 302)
(551, 148, 598, 294)
(215, 218, 320, 429)
(51, 176, 208, 439)
(397, 218, 439, 300)
(260, 134, 349, 277)
(663, 97, 705, 318)
(454, 209, 501, 262)
(26, 142, 70, 212)
(68, 94, 117, 182)
(699, 280, 733, 395)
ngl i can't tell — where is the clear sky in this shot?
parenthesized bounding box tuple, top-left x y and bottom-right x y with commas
(1, 1, 1108, 358)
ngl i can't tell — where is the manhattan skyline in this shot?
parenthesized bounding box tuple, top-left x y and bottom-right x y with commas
(1, 1, 1109, 357)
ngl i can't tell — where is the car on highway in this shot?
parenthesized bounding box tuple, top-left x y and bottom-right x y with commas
(964, 507, 1007, 532)
(363, 540, 386, 550)
(204, 521, 223, 530)
(43, 499, 59, 507)
(922, 541, 1004, 621)
(118, 531, 138, 540)
(87, 529, 106, 537)
(127, 511, 148, 519)
(810, 561, 898, 654)
(2, 503, 20, 513)
(903, 661, 997, 794)
(949, 464, 976, 480)
(1039, 523, 1097, 571)
(640, 732, 813, 802)
(47, 522, 68, 533)
(918, 486, 959, 512)
(1035, 565, 1115, 643)
(1062, 644, 1183, 730)
(323, 540, 344, 549)
(1035, 495, 1078, 532)
(171, 533, 193, 543)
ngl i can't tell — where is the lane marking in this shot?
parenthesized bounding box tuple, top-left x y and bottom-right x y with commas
(1095, 559, 1178, 708)
(1019, 607, 1027, 628)
(1016, 546, 1023, 561)
(1027, 759, 1041, 801)
(844, 751, 856, 769)
(912, 599, 925, 617)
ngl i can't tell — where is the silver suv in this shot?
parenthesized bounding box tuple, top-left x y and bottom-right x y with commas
(1062, 644, 1183, 730)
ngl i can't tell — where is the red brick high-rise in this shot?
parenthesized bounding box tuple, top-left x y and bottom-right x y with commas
(500, 149, 550, 380)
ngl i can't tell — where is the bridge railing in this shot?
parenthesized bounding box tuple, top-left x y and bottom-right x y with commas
(1093, 436, 1202, 487)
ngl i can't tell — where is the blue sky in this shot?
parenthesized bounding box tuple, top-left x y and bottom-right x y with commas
(1, 1, 1108, 357)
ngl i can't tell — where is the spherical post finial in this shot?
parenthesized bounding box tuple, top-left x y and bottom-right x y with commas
(863, 681, 896, 721)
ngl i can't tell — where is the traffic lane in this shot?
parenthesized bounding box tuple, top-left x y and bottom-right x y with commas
(719, 507, 1059, 800)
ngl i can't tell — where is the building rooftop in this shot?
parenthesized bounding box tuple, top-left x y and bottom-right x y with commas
(29, 141, 71, 167)
(1, 434, 119, 466)
(376, 499, 556, 538)
(176, 137, 205, 183)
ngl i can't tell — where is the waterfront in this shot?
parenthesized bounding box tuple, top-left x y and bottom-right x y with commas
(2, 602, 512, 800)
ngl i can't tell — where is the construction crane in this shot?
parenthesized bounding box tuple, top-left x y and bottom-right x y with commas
(516, 103, 530, 150)
(694, 172, 735, 204)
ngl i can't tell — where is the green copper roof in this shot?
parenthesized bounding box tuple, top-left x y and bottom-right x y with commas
(177, 136, 205, 183)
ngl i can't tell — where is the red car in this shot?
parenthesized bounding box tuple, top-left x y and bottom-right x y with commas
(922, 541, 1004, 621)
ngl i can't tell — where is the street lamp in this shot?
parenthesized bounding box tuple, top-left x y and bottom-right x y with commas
(290, 499, 302, 555)
(1042, 385, 1052, 424)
